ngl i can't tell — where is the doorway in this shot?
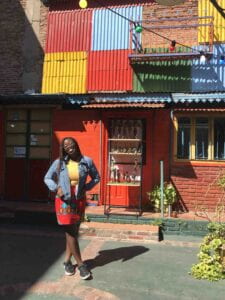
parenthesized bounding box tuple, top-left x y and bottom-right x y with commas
(4, 108, 52, 201)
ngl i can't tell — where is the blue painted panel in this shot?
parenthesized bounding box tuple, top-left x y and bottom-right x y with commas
(92, 6, 142, 51)
(191, 44, 225, 92)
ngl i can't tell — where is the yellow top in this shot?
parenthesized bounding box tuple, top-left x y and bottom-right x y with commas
(67, 160, 79, 186)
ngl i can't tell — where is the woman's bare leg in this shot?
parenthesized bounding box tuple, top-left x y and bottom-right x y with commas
(64, 239, 72, 263)
(63, 224, 83, 266)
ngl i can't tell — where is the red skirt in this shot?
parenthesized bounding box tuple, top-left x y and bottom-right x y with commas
(55, 186, 85, 225)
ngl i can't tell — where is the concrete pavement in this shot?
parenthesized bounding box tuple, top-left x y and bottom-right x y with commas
(1, 223, 225, 300)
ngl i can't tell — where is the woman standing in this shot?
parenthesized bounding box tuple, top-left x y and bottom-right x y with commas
(44, 137, 100, 279)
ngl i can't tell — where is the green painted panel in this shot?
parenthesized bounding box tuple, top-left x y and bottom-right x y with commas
(133, 60, 192, 92)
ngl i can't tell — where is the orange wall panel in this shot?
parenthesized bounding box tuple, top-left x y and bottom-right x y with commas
(52, 110, 102, 196)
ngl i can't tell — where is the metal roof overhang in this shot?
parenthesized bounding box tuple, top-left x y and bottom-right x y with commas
(81, 103, 165, 109)
(174, 108, 225, 112)
(1, 92, 225, 108)
(128, 52, 213, 63)
(0, 93, 66, 105)
(171, 93, 225, 103)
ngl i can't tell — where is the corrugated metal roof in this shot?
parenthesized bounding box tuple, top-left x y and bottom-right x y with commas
(81, 103, 165, 108)
(171, 93, 225, 103)
(1, 93, 225, 106)
(174, 108, 225, 112)
(91, 93, 171, 103)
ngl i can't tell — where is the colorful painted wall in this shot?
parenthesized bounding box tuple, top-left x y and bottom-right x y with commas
(42, 0, 225, 94)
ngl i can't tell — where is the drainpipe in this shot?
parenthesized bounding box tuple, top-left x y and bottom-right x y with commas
(160, 160, 164, 218)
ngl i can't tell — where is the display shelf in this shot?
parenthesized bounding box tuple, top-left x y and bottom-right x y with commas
(107, 182, 141, 186)
(109, 152, 142, 155)
(105, 118, 145, 215)
(108, 138, 142, 142)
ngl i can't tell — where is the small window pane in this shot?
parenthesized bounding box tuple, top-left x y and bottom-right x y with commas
(6, 134, 26, 146)
(29, 147, 50, 159)
(177, 117, 190, 159)
(195, 118, 208, 160)
(30, 122, 50, 133)
(214, 118, 225, 160)
(30, 134, 50, 146)
(31, 110, 51, 121)
(7, 110, 27, 121)
(6, 121, 27, 133)
(6, 146, 26, 158)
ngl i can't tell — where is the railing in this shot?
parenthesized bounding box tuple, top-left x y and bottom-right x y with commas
(129, 16, 214, 62)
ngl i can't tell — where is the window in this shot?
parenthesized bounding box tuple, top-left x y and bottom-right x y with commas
(195, 118, 208, 160)
(214, 118, 225, 160)
(177, 118, 190, 159)
(6, 109, 52, 159)
(175, 115, 225, 161)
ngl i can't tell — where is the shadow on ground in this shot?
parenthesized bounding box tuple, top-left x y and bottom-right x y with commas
(85, 245, 149, 270)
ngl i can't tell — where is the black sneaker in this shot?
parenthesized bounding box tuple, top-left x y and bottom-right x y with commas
(78, 264, 91, 280)
(63, 261, 75, 276)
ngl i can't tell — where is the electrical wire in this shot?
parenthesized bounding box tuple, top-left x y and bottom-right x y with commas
(92, 0, 224, 60)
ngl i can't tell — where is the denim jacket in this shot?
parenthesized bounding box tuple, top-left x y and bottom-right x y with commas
(44, 155, 100, 200)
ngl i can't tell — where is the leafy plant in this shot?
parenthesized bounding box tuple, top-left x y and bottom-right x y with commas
(147, 182, 177, 212)
(190, 222, 225, 281)
(217, 174, 225, 190)
(150, 219, 164, 226)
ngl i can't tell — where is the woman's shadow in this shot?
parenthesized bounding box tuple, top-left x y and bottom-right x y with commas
(85, 245, 149, 270)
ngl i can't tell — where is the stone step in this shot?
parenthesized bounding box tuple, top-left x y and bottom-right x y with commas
(80, 222, 159, 242)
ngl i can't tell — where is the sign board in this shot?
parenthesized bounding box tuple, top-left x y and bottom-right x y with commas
(14, 146, 26, 158)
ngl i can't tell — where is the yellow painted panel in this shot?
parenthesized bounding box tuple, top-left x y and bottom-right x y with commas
(199, 0, 225, 42)
(42, 51, 87, 94)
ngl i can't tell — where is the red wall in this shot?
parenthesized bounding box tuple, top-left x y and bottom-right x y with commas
(151, 110, 171, 187)
(53, 109, 169, 206)
(101, 110, 171, 207)
(45, 10, 92, 53)
(171, 164, 225, 212)
(52, 109, 102, 197)
(88, 50, 132, 92)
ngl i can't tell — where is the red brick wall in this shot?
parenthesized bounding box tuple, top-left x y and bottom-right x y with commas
(0, 0, 49, 94)
(142, 0, 198, 49)
(171, 164, 225, 211)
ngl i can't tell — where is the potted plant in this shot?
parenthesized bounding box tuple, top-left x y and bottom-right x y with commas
(147, 182, 177, 217)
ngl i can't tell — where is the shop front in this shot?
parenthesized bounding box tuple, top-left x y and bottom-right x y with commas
(0, 95, 171, 213)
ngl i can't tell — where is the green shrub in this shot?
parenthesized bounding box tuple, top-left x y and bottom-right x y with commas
(190, 222, 225, 281)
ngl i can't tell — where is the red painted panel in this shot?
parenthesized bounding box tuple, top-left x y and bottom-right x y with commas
(5, 159, 26, 201)
(88, 50, 132, 91)
(52, 110, 102, 196)
(45, 10, 92, 53)
(28, 160, 50, 201)
(151, 110, 170, 187)
(108, 185, 139, 207)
